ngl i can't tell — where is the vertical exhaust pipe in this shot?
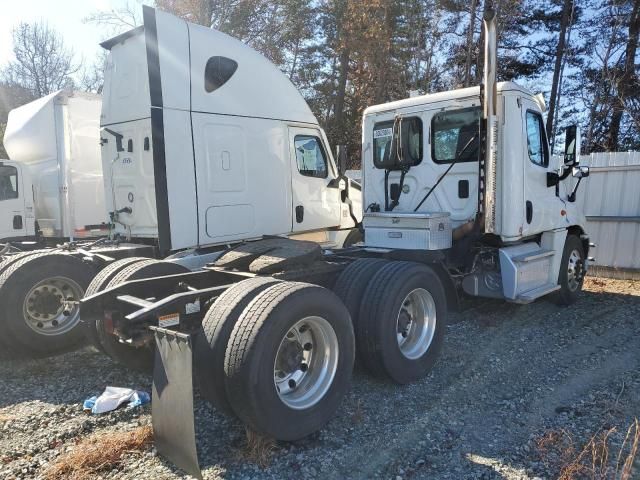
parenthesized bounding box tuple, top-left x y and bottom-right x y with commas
(482, 8, 498, 234)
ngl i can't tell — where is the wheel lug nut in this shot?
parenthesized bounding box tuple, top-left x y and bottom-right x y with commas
(300, 363, 308, 372)
(303, 342, 312, 351)
(288, 379, 296, 389)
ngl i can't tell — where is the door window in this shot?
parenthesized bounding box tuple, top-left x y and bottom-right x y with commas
(0, 165, 18, 201)
(294, 135, 328, 178)
(431, 107, 481, 164)
(526, 110, 549, 167)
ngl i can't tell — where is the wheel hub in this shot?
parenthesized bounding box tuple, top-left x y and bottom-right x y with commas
(395, 288, 437, 360)
(566, 249, 584, 292)
(23, 277, 83, 336)
(397, 310, 412, 339)
(275, 338, 305, 374)
(273, 316, 339, 410)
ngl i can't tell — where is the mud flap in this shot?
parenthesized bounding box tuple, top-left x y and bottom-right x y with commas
(151, 326, 202, 479)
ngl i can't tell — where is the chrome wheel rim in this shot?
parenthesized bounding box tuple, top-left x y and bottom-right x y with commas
(567, 249, 583, 292)
(273, 316, 339, 410)
(22, 276, 83, 336)
(396, 288, 437, 360)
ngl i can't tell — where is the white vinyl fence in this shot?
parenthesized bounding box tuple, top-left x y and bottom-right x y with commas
(577, 152, 640, 278)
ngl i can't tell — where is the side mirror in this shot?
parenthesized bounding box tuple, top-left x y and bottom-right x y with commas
(572, 165, 589, 178)
(563, 125, 581, 165)
(567, 165, 589, 202)
(336, 145, 348, 176)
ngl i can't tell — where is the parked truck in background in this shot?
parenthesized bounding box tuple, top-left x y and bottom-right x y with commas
(0, 91, 156, 359)
(1, 91, 107, 246)
(80, 7, 593, 478)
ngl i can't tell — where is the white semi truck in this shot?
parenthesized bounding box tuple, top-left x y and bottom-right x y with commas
(80, 7, 591, 477)
(0, 45, 362, 358)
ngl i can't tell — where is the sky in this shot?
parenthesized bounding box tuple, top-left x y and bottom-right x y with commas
(0, 0, 139, 71)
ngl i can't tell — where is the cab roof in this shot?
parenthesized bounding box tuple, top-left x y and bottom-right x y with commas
(364, 81, 536, 116)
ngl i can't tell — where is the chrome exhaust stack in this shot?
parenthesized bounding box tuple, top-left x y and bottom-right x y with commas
(482, 8, 498, 234)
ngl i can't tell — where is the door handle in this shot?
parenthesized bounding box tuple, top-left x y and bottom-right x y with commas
(13, 215, 23, 230)
(526, 201, 533, 224)
(295, 205, 304, 223)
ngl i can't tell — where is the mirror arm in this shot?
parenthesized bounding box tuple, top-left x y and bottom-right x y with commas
(558, 164, 573, 181)
(567, 176, 583, 203)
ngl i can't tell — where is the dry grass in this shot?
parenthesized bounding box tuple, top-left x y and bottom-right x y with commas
(0, 414, 13, 423)
(43, 425, 153, 480)
(235, 427, 277, 468)
(536, 419, 640, 480)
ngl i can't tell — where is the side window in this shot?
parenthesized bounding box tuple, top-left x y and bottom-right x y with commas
(431, 107, 481, 164)
(204, 56, 238, 93)
(294, 136, 328, 179)
(373, 116, 423, 168)
(373, 121, 394, 167)
(0, 165, 18, 201)
(526, 110, 549, 167)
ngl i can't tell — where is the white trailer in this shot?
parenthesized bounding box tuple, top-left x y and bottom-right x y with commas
(1, 91, 108, 243)
(81, 7, 591, 477)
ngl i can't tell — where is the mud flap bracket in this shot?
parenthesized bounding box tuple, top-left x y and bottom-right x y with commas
(151, 326, 202, 480)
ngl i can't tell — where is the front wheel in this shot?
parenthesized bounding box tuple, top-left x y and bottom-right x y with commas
(554, 234, 586, 306)
(224, 281, 355, 441)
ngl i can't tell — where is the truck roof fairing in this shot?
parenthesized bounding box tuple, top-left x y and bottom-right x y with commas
(100, 25, 145, 51)
(102, 6, 318, 126)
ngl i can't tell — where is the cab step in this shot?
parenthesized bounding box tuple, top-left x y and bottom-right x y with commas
(515, 283, 561, 303)
(511, 248, 555, 263)
(500, 243, 559, 301)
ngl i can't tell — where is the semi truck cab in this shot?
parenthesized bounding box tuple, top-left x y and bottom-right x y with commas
(100, 8, 361, 254)
(360, 10, 591, 304)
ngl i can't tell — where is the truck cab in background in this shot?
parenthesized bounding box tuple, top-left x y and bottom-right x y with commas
(2, 91, 108, 245)
(0, 160, 34, 242)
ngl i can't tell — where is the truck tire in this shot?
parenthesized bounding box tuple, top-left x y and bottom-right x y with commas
(333, 258, 387, 331)
(83, 257, 151, 351)
(224, 282, 354, 441)
(95, 260, 190, 371)
(195, 276, 281, 416)
(0, 251, 42, 357)
(0, 252, 95, 357)
(554, 235, 586, 306)
(357, 261, 447, 384)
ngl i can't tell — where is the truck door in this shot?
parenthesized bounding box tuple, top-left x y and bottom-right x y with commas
(427, 107, 481, 221)
(288, 127, 342, 232)
(520, 100, 564, 235)
(0, 163, 26, 240)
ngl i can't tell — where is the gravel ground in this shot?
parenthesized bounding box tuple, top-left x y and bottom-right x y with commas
(1, 276, 639, 479)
